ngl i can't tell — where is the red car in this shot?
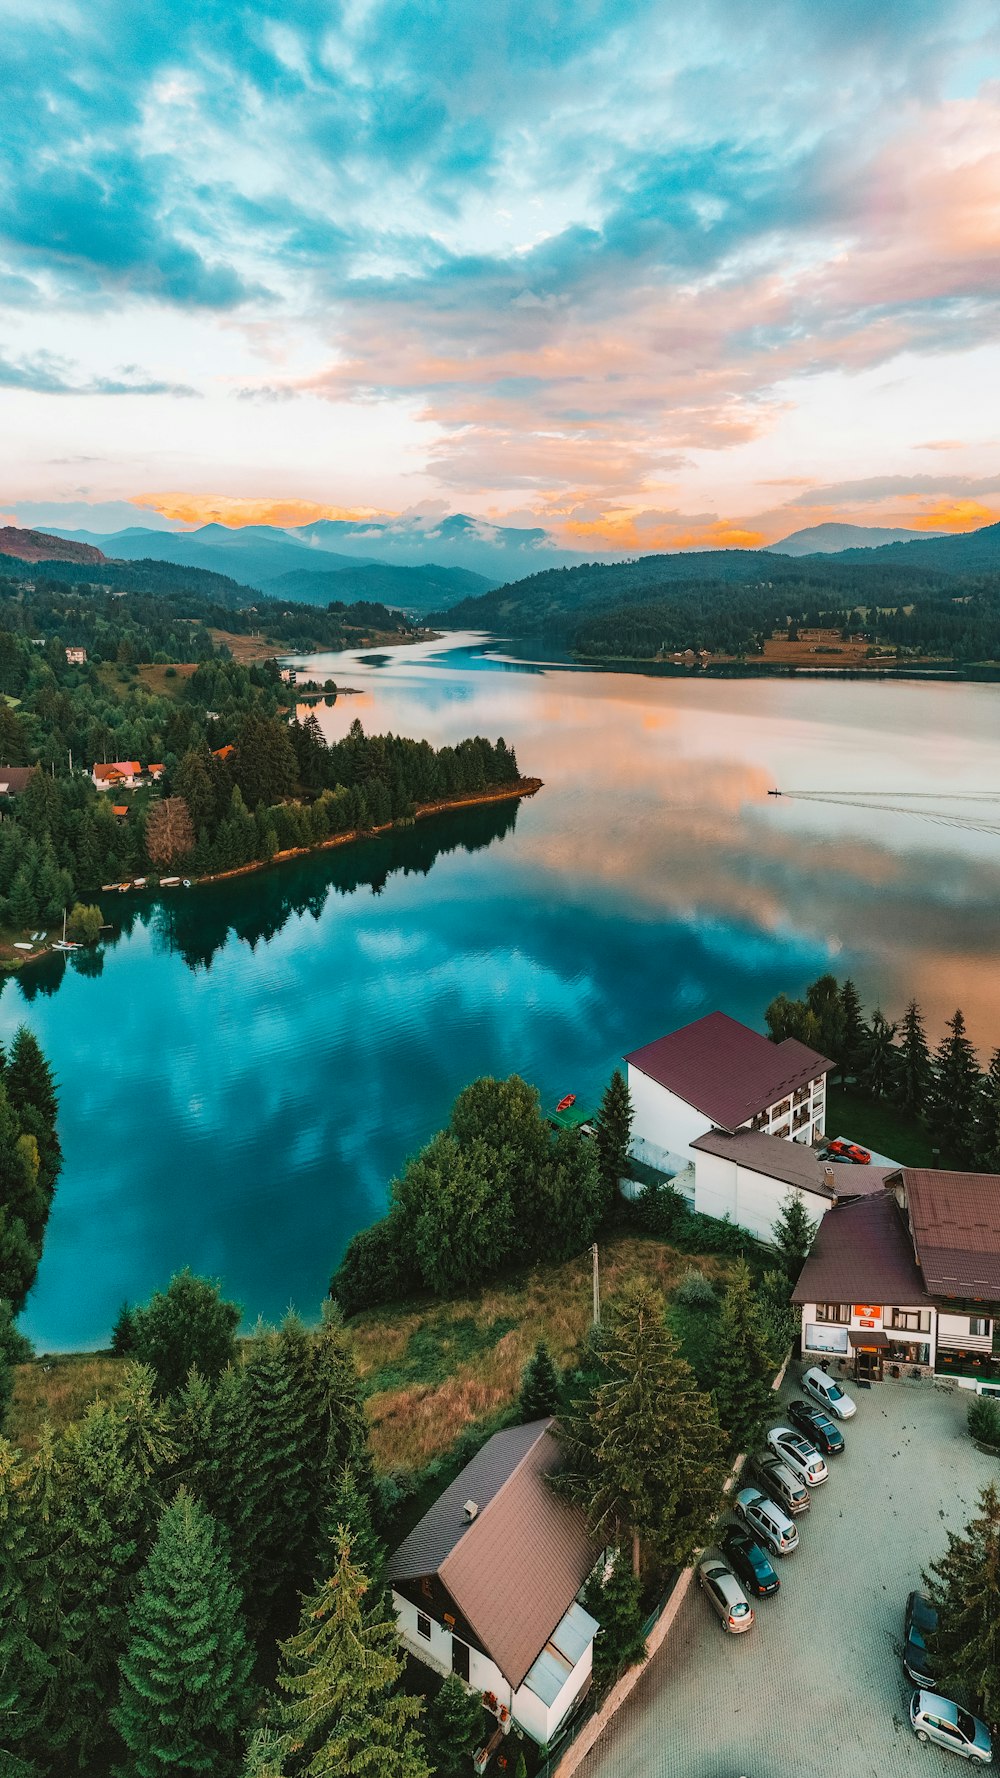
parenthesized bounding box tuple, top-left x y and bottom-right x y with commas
(825, 1138, 871, 1165)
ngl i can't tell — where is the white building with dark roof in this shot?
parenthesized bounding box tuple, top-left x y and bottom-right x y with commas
(387, 1418, 599, 1747)
(625, 1011, 832, 1181)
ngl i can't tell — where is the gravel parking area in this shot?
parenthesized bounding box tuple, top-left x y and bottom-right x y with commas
(581, 1371, 997, 1778)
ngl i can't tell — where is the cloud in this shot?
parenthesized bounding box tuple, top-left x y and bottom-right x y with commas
(787, 472, 1000, 505)
(0, 347, 198, 397)
(132, 493, 384, 528)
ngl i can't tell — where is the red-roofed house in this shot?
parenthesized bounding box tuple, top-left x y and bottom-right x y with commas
(92, 761, 142, 790)
(147, 763, 164, 781)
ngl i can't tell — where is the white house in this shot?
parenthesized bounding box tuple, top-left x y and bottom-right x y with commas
(92, 760, 142, 791)
(626, 1011, 831, 1181)
(792, 1170, 1000, 1387)
(388, 1419, 600, 1748)
(689, 1127, 894, 1245)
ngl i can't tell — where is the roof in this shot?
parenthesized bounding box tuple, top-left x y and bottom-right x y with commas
(848, 1329, 890, 1349)
(691, 1128, 831, 1191)
(388, 1419, 597, 1690)
(625, 1012, 832, 1132)
(93, 760, 140, 780)
(900, 1169, 1000, 1302)
(213, 744, 235, 760)
(0, 766, 36, 795)
(791, 1191, 932, 1307)
(111, 805, 128, 817)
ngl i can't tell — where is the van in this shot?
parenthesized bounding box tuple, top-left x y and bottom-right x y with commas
(752, 1452, 811, 1515)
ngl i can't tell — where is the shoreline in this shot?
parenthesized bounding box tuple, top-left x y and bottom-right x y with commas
(0, 778, 541, 977)
(193, 776, 543, 889)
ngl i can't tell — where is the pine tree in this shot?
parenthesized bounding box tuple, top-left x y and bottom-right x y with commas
(426, 1673, 485, 1778)
(805, 974, 846, 1070)
(596, 1068, 633, 1197)
(896, 999, 933, 1116)
(928, 1009, 984, 1165)
(977, 1048, 1000, 1172)
(859, 1009, 899, 1100)
(0, 1439, 52, 1775)
(773, 1191, 818, 1286)
(271, 1534, 432, 1778)
(517, 1340, 562, 1422)
(557, 1281, 726, 1576)
(582, 1553, 647, 1687)
(757, 1268, 799, 1369)
(838, 978, 868, 1081)
(924, 1481, 1000, 1726)
(317, 1461, 386, 1595)
(712, 1261, 777, 1454)
(113, 1489, 255, 1778)
(210, 1328, 309, 1625)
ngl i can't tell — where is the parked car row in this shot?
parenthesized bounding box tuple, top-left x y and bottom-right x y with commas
(902, 1591, 993, 1765)
(699, 1396, 852, 1633)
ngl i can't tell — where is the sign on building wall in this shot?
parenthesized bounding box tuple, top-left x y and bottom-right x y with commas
(853, 1304, 882, 1319)
(805, 1323, 849, 1354)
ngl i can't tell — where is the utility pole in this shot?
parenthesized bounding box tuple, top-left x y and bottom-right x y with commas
(592, 1242, 601, 1327)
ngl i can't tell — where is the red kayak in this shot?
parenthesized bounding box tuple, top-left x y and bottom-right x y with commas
(556, 1093, 577, 1112)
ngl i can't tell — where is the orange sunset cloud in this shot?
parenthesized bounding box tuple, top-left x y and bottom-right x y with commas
(133, 493, 387, 528)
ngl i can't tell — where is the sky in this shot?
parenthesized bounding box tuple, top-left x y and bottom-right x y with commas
(2, 0, 1000, 552)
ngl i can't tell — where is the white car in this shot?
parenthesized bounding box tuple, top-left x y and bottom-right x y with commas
(801, 1365, 857, 1419)
(766, 1427, 829, 1487)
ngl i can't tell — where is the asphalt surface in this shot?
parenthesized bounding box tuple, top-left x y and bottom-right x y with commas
(580, 1371, 996, 1778)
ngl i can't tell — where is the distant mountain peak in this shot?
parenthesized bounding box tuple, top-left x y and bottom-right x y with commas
(767, 522, 946, 556)
(0, 526, 106, 565)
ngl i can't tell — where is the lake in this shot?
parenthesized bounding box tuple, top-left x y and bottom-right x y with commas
(9, 634, 1000, 1350)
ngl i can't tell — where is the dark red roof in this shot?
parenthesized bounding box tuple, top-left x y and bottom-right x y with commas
(901, 1169, 1000, 1302)
(791, 1192, 931, 1307)
(626, 1012, 832, 1133)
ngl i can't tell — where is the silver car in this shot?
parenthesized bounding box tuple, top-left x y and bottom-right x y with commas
(733, 1485, 799, 1556)
(910, 1690, 993, 1764)
(697, 1554, 755, 1634)
(801, 1365, 857, 1419)
(752, 1451, 810, 1515)
(767, 1426, 829, 1487)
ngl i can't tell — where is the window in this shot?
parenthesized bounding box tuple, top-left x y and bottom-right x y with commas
(816, 1303, 850, 1323)
(805, 1322, 849, 1354)
(890, 1308, 931, 1333)
(970, 1317, 991, 1337)
(416, 1612, 432, 1641)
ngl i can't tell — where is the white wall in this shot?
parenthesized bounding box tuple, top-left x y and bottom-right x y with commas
(513, 1640, 594, 1743)
(694, 1154, 831, 1244)
(393, 1593, 514, 1716)
(627, 1068, 711, 1173)
(938, 1312, 993, 1353)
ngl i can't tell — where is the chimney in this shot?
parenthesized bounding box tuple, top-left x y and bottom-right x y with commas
(463, 1500, 479, 1522)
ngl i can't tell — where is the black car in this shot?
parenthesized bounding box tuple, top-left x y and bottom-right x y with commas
(787, 1397, 846, 1456)
(721, 1527, 781, 1598)
(904, 1590, 938, 1686)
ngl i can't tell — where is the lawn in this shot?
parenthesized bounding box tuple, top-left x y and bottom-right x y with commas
(825, 1084, 942, 1167)
(8, 1236, 741, 1471)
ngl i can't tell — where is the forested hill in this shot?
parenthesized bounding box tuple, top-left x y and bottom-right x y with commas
(431, 547, 1000, 665)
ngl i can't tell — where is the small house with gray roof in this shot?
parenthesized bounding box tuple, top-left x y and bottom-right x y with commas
(387, 1417, 600, 1747)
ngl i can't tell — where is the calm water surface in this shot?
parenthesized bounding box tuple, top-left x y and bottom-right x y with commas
(9, 635, 1000, 1348)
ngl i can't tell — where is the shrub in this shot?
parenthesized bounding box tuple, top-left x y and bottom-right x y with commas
(673, 1268, 716, 1310)
(630, 1179, 688, 1238)
(968, 1395, 1000, 1450)
(131, 1270, 240, 1395)
(330, 1212, 414, 1317)
(68, 902, 104, 944)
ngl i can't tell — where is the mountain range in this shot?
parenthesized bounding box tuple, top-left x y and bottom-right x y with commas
(766, 522, 945, 555)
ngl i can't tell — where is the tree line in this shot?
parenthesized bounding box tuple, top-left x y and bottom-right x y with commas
(765, 972, 1000, 1168)
(0, 1027, 60, 1423)
(0, 562, 524, 925)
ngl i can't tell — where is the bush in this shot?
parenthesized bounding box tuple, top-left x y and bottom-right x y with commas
(130, 1270, 240, 1395)
(968, 1395, 1000, 1450)
(673, 1268, 716, 1310)
(630, 1179, 688, 1238)
(68, 902, 104, 944)
(330, 1212, 414, 1317)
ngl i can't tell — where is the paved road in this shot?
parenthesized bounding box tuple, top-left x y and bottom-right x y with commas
(581, 1373, 996, 1778)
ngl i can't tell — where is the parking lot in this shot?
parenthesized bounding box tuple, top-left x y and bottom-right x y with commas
(581, 1371, 996, 1778)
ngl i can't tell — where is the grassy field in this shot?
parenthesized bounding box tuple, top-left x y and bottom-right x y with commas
(9, 1236, 740, 1467)
(826, 1085, 941, 1167)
